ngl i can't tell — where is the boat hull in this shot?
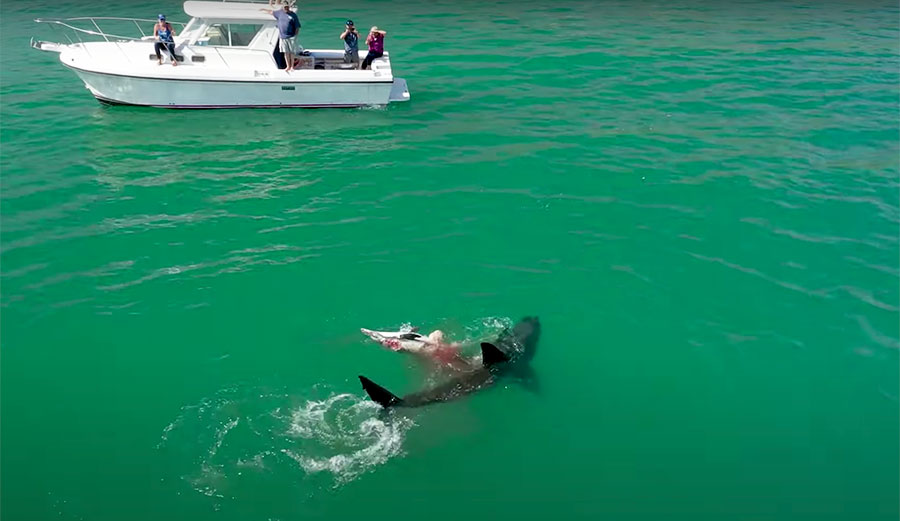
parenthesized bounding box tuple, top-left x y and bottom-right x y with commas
(67, 65, 400, 108)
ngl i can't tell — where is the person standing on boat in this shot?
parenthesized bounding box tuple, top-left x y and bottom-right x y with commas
(153, 14, 177, 66)
(361, 26, 386, 70)
(340, 20, 360, 68)
(262, 2, 301, 72)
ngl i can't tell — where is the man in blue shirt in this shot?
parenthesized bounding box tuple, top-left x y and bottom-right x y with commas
(262, 2, 301, 71)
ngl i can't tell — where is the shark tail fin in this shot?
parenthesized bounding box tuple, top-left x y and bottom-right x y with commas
(480, 342, 510, 366)
(359, 376, 403, 408)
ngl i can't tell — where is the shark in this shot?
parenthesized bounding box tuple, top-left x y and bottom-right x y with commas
(358, 316, 541, 408)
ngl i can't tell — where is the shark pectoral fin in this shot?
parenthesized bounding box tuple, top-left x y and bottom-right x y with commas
(359, 376, 403, 408)
(480, 342, 510, 366)
(512, 365, 540, 394)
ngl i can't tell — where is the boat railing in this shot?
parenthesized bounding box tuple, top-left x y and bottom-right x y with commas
(220, 0, 294, 4)
(34, 17, 187, 44)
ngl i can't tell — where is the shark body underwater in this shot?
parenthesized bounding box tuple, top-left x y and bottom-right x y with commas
(358, 316, 541, 408)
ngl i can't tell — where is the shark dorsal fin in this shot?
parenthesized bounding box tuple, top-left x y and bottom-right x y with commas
(480, 342, 510, 366)
(359, 376, 403, 408)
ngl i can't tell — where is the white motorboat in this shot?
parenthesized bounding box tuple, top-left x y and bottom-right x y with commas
(31, 0, 410, 108)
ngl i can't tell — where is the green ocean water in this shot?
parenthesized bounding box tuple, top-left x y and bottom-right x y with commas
(2, 0, 899, 519)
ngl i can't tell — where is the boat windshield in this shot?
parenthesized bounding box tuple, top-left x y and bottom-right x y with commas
(198, 23, 262, 46)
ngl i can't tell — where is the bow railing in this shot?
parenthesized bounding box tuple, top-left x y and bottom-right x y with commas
(33, 16, 187, 44)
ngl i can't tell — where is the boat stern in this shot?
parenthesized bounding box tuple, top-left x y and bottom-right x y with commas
(389, 77, 410, 103)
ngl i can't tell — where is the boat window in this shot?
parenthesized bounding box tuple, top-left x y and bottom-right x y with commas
(198, 23, 262, 47)
(228, 24, 262, 46)
(200, 23, 228, 45)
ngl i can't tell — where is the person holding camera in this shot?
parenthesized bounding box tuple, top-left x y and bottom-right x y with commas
(361, 26, 386, 70)
(340, 19, 360, 68)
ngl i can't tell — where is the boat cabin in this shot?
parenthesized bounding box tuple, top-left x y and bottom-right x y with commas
(174, 1, 368, 71)
(179, 2, 274, 50)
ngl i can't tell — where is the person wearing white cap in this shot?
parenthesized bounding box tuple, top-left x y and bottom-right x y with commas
(361, 26, 386, 70)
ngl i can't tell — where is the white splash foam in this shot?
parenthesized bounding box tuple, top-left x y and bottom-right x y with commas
(458, 316, 513, 348)
(282, 394, 414, 485)
(160, 386, 415, 494)
(283, 419, 410, 484)
(210, 418, 239, 457)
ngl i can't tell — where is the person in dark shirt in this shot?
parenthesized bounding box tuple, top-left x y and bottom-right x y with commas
(262, 2, 301, 71)
(340, 19, 360, 68)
